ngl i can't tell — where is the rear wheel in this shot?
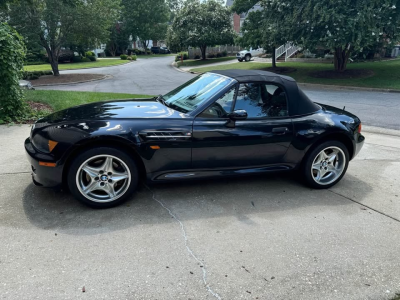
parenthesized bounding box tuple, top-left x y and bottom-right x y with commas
(302, 141, 349, 189)
(68, 147, 139, 208)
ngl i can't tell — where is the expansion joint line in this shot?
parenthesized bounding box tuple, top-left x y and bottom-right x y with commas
(328, 190, 400, 223)
(144, 184, 222, 300)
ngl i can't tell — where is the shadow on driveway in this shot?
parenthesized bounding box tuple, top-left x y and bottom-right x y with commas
(22, 172, 372, 235)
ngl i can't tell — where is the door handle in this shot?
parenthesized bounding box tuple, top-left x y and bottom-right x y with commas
(272, 127, 288, 135)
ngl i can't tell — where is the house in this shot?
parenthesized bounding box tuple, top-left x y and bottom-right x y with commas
(391, 44, 400, 57)
(226, 0, 262, 35)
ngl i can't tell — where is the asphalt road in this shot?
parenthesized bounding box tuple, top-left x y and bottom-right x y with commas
(1, 125, 400, 299)
(38, 56, 400, 130)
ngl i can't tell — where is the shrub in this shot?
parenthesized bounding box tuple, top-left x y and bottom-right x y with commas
(127, 56, 132, 60)
(58, 49, 74, 62)
(120, 54, 128, 60)
(131, 54, 137, 61)
(207, 53, 215, 58)
(183, 53, 188, 60)
(73, 56, 82, 63)
(0, 23, 26, 122)
(194, 54, 200, 59)
(81, 57, 91, 62)
(222, 50, 228, 57)
(24, 61, 48, 66)
(88, 56, 96, 61)
(216, 52, 222, 58)
(22, 70, 53, 80)
(85, 51, 95, 57)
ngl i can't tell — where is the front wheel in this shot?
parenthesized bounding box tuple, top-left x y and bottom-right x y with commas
(68, 147, 139, 208)
(302, 141, 349, 189)
(238, 58, 243, 62)
(244, 55, 251, 62)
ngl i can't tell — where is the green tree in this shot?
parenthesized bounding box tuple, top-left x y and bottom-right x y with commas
(5, 0, 119, 76)
(166, 25, 185, 52)
(232, 0, 400, 72)
(123, 0, 169, 54)
(290, 0, 400, 71)
(106, 22, 131, 57)
(0, 23, 26, 122)
(171, 0, 236, 60)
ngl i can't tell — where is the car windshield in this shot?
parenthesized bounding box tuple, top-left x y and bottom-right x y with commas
(163, 73, 233, 113)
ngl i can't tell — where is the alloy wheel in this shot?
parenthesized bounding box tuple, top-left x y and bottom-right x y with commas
(76, 155, 131, 203)
(311, 146, 346, 185)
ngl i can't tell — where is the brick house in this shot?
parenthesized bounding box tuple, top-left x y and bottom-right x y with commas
(226, 0, 262, 36)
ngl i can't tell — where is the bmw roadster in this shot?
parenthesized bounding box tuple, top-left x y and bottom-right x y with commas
(25, 70, 365, 208)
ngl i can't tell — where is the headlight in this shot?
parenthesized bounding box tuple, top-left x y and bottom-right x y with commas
(32, 133, 58, 153)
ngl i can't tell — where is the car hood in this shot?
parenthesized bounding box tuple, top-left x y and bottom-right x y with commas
(39, 99, 186, 124)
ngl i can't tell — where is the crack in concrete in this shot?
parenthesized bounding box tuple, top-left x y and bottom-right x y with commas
(144, 184, 222, 300)
(328, 190, 400, 223)
(0, 171, 30, 176)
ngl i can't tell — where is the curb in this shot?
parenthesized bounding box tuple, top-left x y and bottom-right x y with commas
(53, 61, 133, 72)
(298, 83, 400, 94)
(362, 125, 400, 137)
(33, 74, 112, 87)
(173, 65, 400, 93)
(171, 62, 192, 74)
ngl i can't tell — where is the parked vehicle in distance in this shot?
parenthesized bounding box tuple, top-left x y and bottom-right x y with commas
(150, 46, 160, 54)
(237, 47, 264, 62)
(25, 70, 365, 208)
(151, 46, 170, 54)
(160, 47, 171, 54)
(19, 80, 35, 90)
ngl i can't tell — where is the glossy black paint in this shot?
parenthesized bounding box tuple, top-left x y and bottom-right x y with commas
(25, 71, 365, 188)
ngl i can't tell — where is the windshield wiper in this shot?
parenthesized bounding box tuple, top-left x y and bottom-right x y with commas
(156, 94, 169, 107)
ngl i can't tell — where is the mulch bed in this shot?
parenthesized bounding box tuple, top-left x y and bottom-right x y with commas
(309, 69, 375, 80)
(27, 101, 53, 112)
(261, 67, 297, 74)
(31, 73, 106, 86)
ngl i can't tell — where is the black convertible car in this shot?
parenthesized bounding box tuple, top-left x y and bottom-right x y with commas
(25, 70, 365, 208)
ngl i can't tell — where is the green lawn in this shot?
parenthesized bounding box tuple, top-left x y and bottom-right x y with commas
(190, 59, 400, 90)
(25, 90, 154, 111)
(24, 59, 131, 72)
(177, 56, 236, 68)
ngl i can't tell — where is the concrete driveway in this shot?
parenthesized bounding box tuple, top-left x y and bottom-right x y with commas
(1, 125, 400, 300)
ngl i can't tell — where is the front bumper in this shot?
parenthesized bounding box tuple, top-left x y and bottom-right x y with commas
(353, 133, 365, 159)
(25, 137, 63, 188)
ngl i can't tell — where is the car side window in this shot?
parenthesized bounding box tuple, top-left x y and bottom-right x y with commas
(234, 83, 288, 118)
(198, 87, 236, 118)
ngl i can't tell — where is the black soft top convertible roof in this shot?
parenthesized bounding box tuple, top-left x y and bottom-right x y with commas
(211, 69, 295, 83)
(210, 69, 320, 116)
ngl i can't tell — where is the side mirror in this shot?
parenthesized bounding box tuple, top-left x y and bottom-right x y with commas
(229, 109, 248, 121)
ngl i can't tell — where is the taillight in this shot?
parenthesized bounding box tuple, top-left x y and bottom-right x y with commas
(358, 123, 362, 133)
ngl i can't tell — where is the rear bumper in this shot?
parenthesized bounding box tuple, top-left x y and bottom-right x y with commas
(25, 137, 63, 188)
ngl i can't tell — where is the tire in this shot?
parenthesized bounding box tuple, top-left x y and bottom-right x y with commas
(238, 58, 243, 62)
(302, 140, 349, 189)
(244, 54, 251, 62)
(67, 147, 139, 208)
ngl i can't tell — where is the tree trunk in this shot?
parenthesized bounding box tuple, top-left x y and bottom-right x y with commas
(45, 48, 60, 76)
(272, 46, 276, 68)
(200, 45, 207, 60)
(334, 45, 352, 72)
(143, 41, 149, 55)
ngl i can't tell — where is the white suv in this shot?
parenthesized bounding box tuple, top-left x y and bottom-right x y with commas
(236, 47, 264, 62)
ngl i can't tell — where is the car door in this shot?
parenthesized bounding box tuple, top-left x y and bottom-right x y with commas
(192, 82, 293, 169)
